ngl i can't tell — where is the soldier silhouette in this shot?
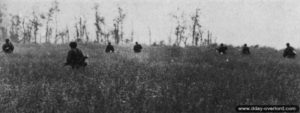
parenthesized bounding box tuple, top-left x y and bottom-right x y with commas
(216, 43, 228, 55)
(105, 42, 114, 53)
(241, 44, 250, 55)
(64, 42, 88, 69)
(2, 39, 14, 54)
(283, 43, 296, 58)
(133, 42, 142, 53)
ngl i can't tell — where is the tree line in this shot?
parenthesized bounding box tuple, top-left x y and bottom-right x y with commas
(0, 1, 215, 46)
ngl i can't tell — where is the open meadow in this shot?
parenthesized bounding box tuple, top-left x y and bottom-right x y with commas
(0, 43, 299, 113)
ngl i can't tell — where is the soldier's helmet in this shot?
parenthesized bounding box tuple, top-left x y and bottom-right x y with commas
(5, 39, 9, 43)
(69, 42, 77, 48)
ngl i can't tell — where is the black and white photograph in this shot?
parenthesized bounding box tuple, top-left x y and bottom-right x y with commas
(0, 0, 299, 112)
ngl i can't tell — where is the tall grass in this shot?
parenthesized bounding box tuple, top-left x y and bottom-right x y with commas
(0, 43, 299, 113)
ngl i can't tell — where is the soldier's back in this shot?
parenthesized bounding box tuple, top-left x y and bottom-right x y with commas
(105, 45, 114, 53)
(2, 43, 14, 53)
(242, 47, 250, 54)
(134, 44, 142, 53)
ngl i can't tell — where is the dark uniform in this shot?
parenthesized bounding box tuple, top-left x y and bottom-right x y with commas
(134, 42, 142, 53)
(2, 39, 14, 54)
(283, 43, 296, 58)
(217, 43, 228, 54)
(65, 42, 88, 69)
(242, 44, 250, 55)
(105, 42, 114, 53)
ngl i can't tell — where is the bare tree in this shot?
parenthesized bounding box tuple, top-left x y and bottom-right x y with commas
(9, 15, 21, 42)
(174, 25, 187, 46)
(85, 28, 90, 43)
(29, 11, 42, 43)
(74, 17, 89, 42)
(113, 7, 126, 44)
(66, 26, 70, 43)
(21, 18, 33, 43)
(195, 30, 204, 46)
(172, 10, 187, 46)
(130, 27, 134, 43)
(0, 3, 8, 41)
(75, 22, 79, 41)
(113, 23, 119, 44)
(191, 8, 202, 46)
(94, 4, 105, 43)
(44, 0, 59, 43)
(54, 27, 69, 44)
(204, 30, 213, 46)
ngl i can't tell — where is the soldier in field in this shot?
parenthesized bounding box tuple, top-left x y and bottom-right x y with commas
(283, 43, 296, 58)
(2, 39, 14, 54)
(216, 43, 228, 55)
(64, 42, 88, 69)
(105, 42, 114, 53)
(133, 42, 142, 53)
(241, 44, 250, 55)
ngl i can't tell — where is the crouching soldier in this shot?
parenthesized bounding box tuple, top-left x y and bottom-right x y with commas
(241, 44, 250, 55)
(134, 42, 142, 53)
(64, 42, 88, 69)
(283, 43, 296, 58)
(105, 42, 114, 53)
(2, 39, 14, 54)
(216, 43, 228, 55)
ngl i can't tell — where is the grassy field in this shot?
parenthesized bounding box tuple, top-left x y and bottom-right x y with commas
(0, 43, 299, 113)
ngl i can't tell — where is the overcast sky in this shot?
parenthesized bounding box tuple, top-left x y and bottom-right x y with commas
(2, 0, 300, 49)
